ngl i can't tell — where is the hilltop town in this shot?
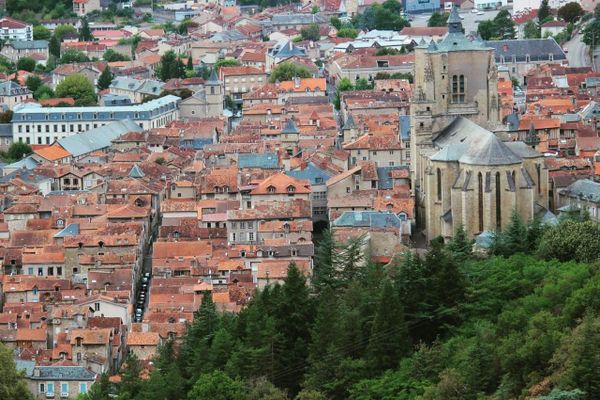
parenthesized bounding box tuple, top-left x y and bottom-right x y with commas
(0, 0, 599, 398)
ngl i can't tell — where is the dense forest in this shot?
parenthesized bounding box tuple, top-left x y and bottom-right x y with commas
(79, 211, 600, 400)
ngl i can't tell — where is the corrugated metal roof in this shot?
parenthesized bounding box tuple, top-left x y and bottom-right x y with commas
(58, 119, 143, 157)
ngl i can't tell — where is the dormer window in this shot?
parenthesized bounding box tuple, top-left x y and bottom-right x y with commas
(267, 185, 276, 193)
(98, 241, 104, 249)
(287, 185, 296, 193)
(240, 250, 246, 257)
(56, 219, 64, 227)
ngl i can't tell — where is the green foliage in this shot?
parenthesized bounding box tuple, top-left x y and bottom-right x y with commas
(330, 17, 342, 30)
(428, 12, 449, 27)
(103, 49, 131, 62)
(269, 62, 312, 83)
(16, 57, 36, 72)
(353, 0, 409, 30)
(25, 74, 41, 92)
(0, 343, 33, 399)
(375, 47, 404, 55)
(79, 17, 93, 42)
(188, 371, 247, 400)
(82, 373, 112, 400)
(7, 0, 72, 21)
(59, 50, 90, 64)
(537, 219, 600, 263)
(524, 19, 541, 38)
(0, 110, 13, 123)
(583, 15, 600, 45)
(311, 5, 320, 13)
(559, 2, 584, 23)
(49, 35, 61, 59)
(1, 141, 32, 163)
(337, 28, 359, 38)
(157, 50, 186, 81)
(97, 66, 114, 91)
(224, 94, 234, 110)
(539, 0, 552, 24)
(333, 77, 373, 109)
(214, 58, 241, 72)
(55, 74, 96, 106)
(477, 11, 516, 40)
(374, 71, 413, 82)
(446, 224, 473, 262)
(34, 85, 54, 100)
(33, 25, 51, 40)
(301, 23, 321, 41)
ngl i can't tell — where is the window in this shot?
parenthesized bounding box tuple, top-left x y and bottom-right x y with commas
(47, 383, 54, 396)
(315, 177, 323, 184)
(495, 172, 502, 228)
(61, 382, 68, 397)
(478, 172, 483, 232)
(57, 267, 62, 276)
(436, 168, 442, 201)
(79, 383, 87, 394)
(28, 267, 33, 275)
(451, 75, 465, 103)
(39, 383, 45, 393)
(249, 232, 255, 241)
(94, 302, 100, 311)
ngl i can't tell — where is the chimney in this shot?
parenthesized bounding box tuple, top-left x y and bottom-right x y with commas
(294, 76, 301, 89)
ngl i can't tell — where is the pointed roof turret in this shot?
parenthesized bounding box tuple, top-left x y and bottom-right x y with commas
(428, 39, 438, 51)
(447, 6, 463, 34)
(343, 114, 356, 130)
(129, 164, 145, 178)
(206, 68, 220, 85)
(281, 118, 299, 134)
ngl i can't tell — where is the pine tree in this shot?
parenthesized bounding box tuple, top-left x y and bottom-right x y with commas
(505, 209, 528, 255)
(312, 229, 337, 293)
(446, 224, 473, 261)
(186, 56, 193, 70)
(97, 65, 114, 90)
(366, 279, 410, 372)
(337, 234, 367, 284)
(119, 352, 142, 399)
(538, 0, 552, 24)
(79, 17, 93, 42)
(49, 35, 60, 58)
(83, 373, 111, 400)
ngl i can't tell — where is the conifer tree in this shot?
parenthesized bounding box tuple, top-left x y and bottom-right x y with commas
(49, 35, 61, 58)
(79, 17, 93, 42)
(312, 229, 337, 292)
(366, 279, 410, 372)
(119, 352, 142, 399)
(97, 65, 114, 90)
(186, 56, 193, 70)
(446, 224, 473, 261)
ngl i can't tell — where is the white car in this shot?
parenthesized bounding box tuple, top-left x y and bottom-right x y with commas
(477, 11, 484, 15)
(471, 9, 479, 13)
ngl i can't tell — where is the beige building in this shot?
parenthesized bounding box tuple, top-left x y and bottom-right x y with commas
(411, 8, 548, 240)
(219, 66, 267, 108)
(179, 69, 224, 119)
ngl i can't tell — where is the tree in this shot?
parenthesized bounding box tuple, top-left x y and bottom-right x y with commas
(79, 16, 93, 41)
(247, 377, 287, 400)
(0, 110, 13, 123)
(49, 35, 61, 58)
(301, 23, 321, 41)
(3, 141, 32, 162)
(103, 49, 130, 62)
(446, 224, 473, 261)
(16, 57, 36, 72)
(55, 74, 96, 105)
(97, 65, 114, 90)
(330, 17, 342, 30)
(583, 18, 600, 45)
(54, 24, 77, 40)
(494, 10, 516, 39)
(187, 56, 193, 70)
(559, 2, 584, 23)
(337, 28, 358, 38)
(214, 58, 241, 72)
(538, 220, 600, 263)
(524, 20, 541, 38)
(83, 373, 111, 400)
(25, 74, 41, 92)
(366, 279, 410, 372)
(188, 371, 247, 400)
(477, 20, 497, 40)
(119, 352, 142, 399)
(0, 343, 33, 399)
(269, 62, 312, 83)
(33, 25, 51, 40)
(34, 85, 54, 100)
(312, 229, 336, 293)
(157, 50, 186, 81)
(354, 78, 373, 90)
(538, 0, 552, 24)
(428, 12, 449, 27)
(59, 49, 90, 64)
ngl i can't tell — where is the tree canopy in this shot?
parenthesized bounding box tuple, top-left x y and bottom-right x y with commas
(97, 66, 114, 91)
(558, 2, 584, 23)
(538, 0, 553, 24)
(16, 57, 36, 72)
(55, 74, 96, 106)
(156, 50, 186, 81)
(353, 0, 410, 31)
(300, 23, 321, 41)
(428, 12, 449, 27)
(269, 62, 312, 83)
(0, 343, 33, 399)
(477, 10, 516, 40)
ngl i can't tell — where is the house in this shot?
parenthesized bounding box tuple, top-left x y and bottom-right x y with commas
(558, 179, 600, 222)
(249, 173, 312, 207)
(287, 161, 334, 222)
(27, 364, 96, 399)
(0, 40, 48, 64)
(219, 66, 267, 108)
(0, 80, 32, 109)
(127, 331, 161, 360)
(108, 77, 165, 104)
(179, 70, 224, 119)
(328, 51, 415, 84)
(52, 63, 103, 91)
(0, 17, 33, 41)
(541, 20, 567, 37)
(73, 0, 102, 17)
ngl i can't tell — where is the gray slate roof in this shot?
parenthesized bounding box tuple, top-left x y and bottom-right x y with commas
(54, 223, 80, 238)
(9, 40, 48, 50)
(561, 179, 600, 203)
(333, 211, 402, 228)
(485, 38, 567, 62)
(271, 13, 328, 25)
(30, 366, 96, 381)
(58, 119, 143, 158)
(287, 162, 333, 185)
(239, 153, 279, 169)
(281, 118, 299, 134)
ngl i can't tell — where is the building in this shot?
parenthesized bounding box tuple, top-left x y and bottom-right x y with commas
(179, 69, 224, 119)
(485, 38, 567, 86)
(557, 179, 600, 222)
(73, 0, 102, 16)
(270, 13, 328, 31)
(0, 40, 49, 63)
(108, 77, 165, 104)
(12, 96, 180, 145)
(27, 364, 96, 399)
(219, 66, 267, 108)
(0, 80, 32, 109)
(0, 17, 33, 41)
(410, 8, 548, 240)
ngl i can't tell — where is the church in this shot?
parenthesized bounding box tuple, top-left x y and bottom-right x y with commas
(410, 7, 549, 240)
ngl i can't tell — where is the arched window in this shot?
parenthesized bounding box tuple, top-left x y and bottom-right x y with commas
(436, 168, 442, 201)
(496, 172, 502, 228)
(478, 172, 483, 233)
(536, 164, 541, 194)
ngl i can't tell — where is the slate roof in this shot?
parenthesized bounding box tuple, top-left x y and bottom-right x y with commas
(287, 162, 333, 185)
(377, 166, 408, 189)
(8, 40, 48, 50)
(238, 153, 279, 169)
(281, 118, 299, 134)
(561, 179, 600, 203)
(0, 80, 29, 96)
(109, 77, 163, 95)
(58, 119, 143, 157)
(30, 366, 96, 381)
(399, 115, 410, 141)
(333, 211, 402, 228)
(271, 14, 328, 25)
(3, 156, 39, 171)
(485, 38, 566, 63)
(129, 164, 145, 178)
(54, 223, 80, 238)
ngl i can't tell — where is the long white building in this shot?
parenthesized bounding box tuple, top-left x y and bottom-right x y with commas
(12, 95, 180, 145)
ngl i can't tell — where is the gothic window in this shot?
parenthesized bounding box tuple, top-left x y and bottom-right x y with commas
(536, 164, 541, 194)
(478, 172, 483, 233)
(495, 172, 502, 228)
(451, 75, 465, 103)
(436, 168, 442, 202)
